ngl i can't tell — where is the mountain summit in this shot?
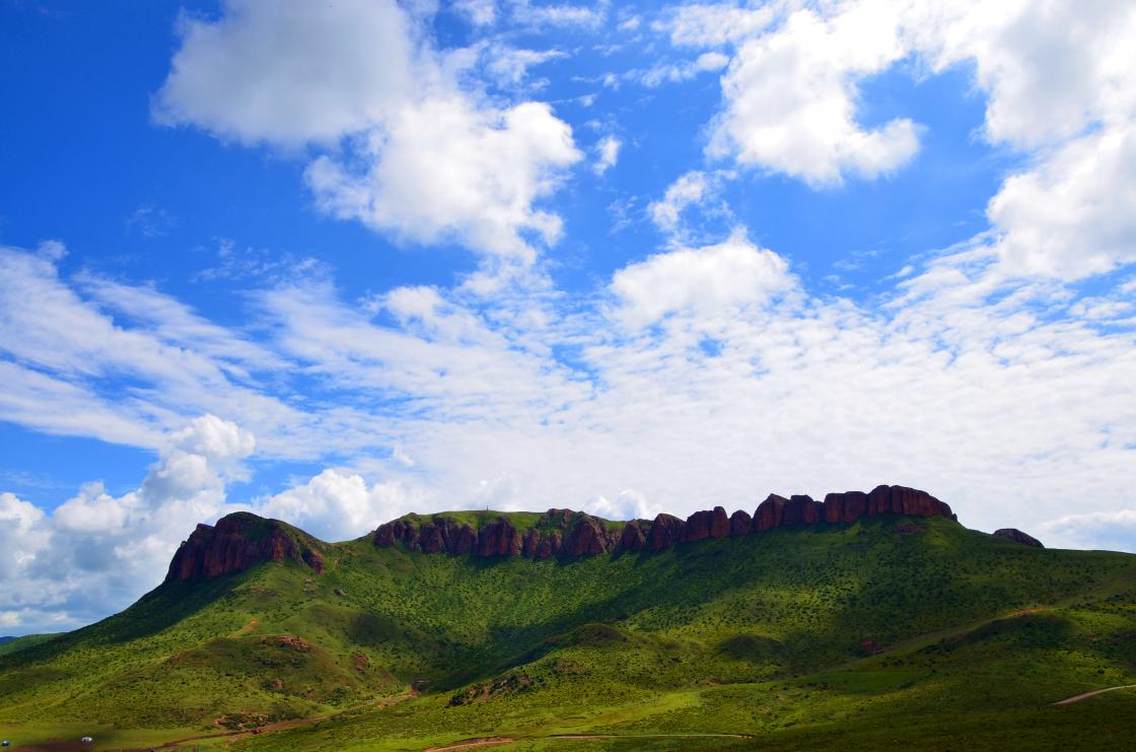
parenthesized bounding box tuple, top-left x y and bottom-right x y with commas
(2, 484, 1132, 751)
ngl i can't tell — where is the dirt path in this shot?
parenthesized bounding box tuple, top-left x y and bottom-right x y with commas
(550, 734, 753, 740)
(1054, 685, 1136, 706)
(424, 739, 514, 752)
(423, 734, 753, 751)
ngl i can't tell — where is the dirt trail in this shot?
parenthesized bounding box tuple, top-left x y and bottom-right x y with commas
(551, 734, 753, 740)
(424, 734, 753, 751)
(1054, 684, 1136, 706)
(424, 739, 514, 752)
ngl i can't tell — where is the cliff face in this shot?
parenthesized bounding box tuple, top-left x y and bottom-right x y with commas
(165, 512, 324, 582)
(373, 508, 621, 560)
(373, 484, 958, 560)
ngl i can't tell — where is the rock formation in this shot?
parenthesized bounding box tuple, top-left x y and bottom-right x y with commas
(729, 510, 752, 537)
(165, 512, 324, 582)
(993, 528, 1044, 548)
(648, 513, 685, 550)
(370, 484, 960, 561)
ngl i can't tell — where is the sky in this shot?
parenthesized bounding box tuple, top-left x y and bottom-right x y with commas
(1, 0, 1134, 634)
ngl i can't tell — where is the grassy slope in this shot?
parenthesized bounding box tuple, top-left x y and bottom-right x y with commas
(1, 516, 1134, 750)
(0, 635, 57, 658)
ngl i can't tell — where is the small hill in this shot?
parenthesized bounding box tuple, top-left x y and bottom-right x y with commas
(1, 485, 1134, 751)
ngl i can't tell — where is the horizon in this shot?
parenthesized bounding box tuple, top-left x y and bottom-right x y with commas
(2, 0, 1135, 637)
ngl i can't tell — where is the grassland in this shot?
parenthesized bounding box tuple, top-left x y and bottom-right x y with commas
(1, 515, 1134, 750)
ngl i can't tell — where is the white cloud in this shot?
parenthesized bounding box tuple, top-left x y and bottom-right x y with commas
(306, 98, 580, 261)
(1037, 509, 1136, 553)
(686, 0, 1136, 276)
(483, 44, 566, 87)
(153, 0, 418, 146)
(657, 2, 777, 48)
(647, 170, 734, 239)
(510, 0, 606, 29)
(258, 469, 426, 542)
(593, 135, 621, 175)
(902, 1, 1136, 280)
(454, 0, 497, 26)
(632, 51, 729, 88)
(986, 123, 1136, 279)
(610, 231, 795, 328)
(155, 0, 582, 261)
(708, 3, 920, 187)
(649, 171, 709, 234)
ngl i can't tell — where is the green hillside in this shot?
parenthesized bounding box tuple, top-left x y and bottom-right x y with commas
(1, 514, 1135, 751)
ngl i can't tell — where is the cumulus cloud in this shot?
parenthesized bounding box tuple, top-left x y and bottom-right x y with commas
(258, 469, 425, 542)
(912, 1, 1136, 280)
(153, 0, 418, 146)
(708, 2, 920, 187)
(610, 231, 795, 328)
(155, 0, 582, 261)
(306, 98, 579, 261)
(680, 0, 1136, 277)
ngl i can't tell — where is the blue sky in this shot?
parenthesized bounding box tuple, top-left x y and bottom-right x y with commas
(1, 0, 1135, 633)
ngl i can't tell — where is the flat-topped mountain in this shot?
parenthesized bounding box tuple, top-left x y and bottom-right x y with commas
(370, 484, 956, 560)
(2, 484, 1133, 751)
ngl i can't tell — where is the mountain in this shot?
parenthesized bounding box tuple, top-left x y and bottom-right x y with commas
(1, 485, 1134, 751)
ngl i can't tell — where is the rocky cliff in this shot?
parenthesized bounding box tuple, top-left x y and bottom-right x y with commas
(165, 512, 325, 582)
(373, 484, 957, 560)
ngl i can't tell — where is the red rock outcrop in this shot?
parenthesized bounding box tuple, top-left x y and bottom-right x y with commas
(993, 528, 1044, 548)
(368, 485, 958, 560)
(536, 530, 561, 559)
(782, 495, 821, 525)
(648, 513, 685, 550)
(165, 512, 323, 582)
(729, 510, 753, 537)
(564, 516, 610, 556)
(619, 520, 648, 551)
(683, 507, 730, 541)
(478, 517, 523, 557)
(823, 491, 869, 523)
(522, 528, 541, 558)
(753, 494, 788, 532)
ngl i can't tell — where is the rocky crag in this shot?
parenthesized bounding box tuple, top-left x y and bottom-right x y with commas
(164, 485, 958, 581)
(373, 484, 957, 560)
(165, 511, 325, 581)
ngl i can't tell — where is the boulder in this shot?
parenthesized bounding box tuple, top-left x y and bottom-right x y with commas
(993, 528, 1044, 548)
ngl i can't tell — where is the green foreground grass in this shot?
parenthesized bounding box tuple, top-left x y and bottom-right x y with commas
(1, 516, 1134, 750)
